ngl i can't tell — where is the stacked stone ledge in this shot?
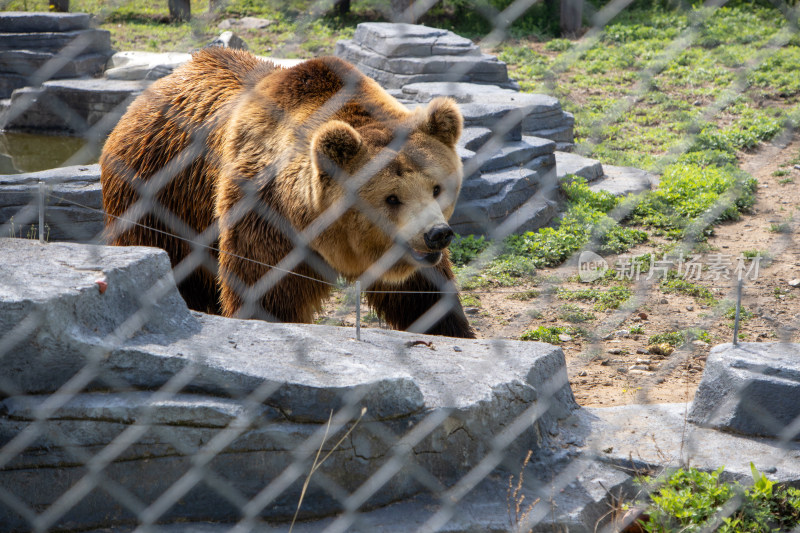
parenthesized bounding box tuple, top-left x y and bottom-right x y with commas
(335, 23, 516, 90)
(0, 238, 577, 531)
(0, 12, 146, 135)
(0, 12, 112, 99)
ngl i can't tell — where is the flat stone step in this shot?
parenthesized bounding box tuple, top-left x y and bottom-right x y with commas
(451, 163, 558, 235)
(352, 22, 480, 57)
(0, 164, 102, 242)
(461, 154, 554, 198)
(555, 151, 604, 182)
(0, 11, 91, 32)
(584, 402, 800, 485)
(339, 41, 506, 76)
(458, 126, 493, 151)
(0, 50, 109, 79)
(464, 137, 556, 175)
(0, 29, 111, 54)
(2, 78, 147, 134)
(589, 164, 658, 196)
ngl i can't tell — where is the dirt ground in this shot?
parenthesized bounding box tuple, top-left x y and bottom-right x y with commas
(317, 135, 800, 408)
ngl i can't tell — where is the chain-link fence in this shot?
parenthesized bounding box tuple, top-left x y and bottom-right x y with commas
(2, 0, 800, 531)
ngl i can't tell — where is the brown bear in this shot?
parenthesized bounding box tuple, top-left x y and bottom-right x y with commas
(100, 47, 475, 338)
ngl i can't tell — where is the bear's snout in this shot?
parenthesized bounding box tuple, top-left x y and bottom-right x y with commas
(423, 224, 455, 251)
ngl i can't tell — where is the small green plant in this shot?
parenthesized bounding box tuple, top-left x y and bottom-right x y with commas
(525, 308, 543, 319)
(558, 304, 596, 323)
(557, 285, 632, 311)
(768, 221, 791, 234)
(638, 465, 800, 532)
(779, 177, 795, 185)
(629, 325, 644, 334)
(460, 294, 481, 308)
(742, 249, 769, 259)
(723, 302, 754, 322)
(520, 325, 569, 344)
(450, 234, 489, 267)
(648, 328, 710, 347)
(660, 272, 718, 306)
(507, 289, 540, 301)
(772, 169, 790, 177)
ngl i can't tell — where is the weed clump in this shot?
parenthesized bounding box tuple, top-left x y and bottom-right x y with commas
(638, 465, 800, 532)
(557, 285, 632, 311)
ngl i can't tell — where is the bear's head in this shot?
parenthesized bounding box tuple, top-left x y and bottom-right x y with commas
(311, 97, 463, 282)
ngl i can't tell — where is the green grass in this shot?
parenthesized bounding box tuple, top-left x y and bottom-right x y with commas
(648, 328, 710, 347)
(638, 465, 800, 532)
(558, 304, 596, 323)
(520, 325, 583, 344)
(660, 272, 718, 306)
(507, 289, 540, 301)
(557, 285, 632, 311)
(460, 294, 481, 308)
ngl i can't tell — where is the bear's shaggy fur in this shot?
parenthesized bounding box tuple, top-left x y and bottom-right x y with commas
(100, 48, 474, 338)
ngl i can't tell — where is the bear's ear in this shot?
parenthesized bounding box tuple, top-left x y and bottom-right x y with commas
(311, 120, 362, 179)
(420, 97, 462, 148)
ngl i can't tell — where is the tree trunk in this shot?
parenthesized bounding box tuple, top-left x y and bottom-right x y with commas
(560, 0, 583, 36)
(48, 0, 69, 12)
(168, 0, 191, 22)
(333, 0, 350, 16)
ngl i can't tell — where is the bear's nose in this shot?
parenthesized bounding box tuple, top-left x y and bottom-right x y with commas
(424, 224, 455, 250)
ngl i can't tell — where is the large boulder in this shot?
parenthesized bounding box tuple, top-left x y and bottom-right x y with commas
(689, 342, 800, 441)
(0, 239, 577, 531)
(0, 164, 102, 242)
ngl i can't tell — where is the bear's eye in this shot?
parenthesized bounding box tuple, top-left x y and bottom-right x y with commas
(386, 195, 401, 206)
(433, 185, 441, 198)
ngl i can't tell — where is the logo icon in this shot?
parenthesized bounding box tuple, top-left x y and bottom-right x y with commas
(578, 250, 608, 282)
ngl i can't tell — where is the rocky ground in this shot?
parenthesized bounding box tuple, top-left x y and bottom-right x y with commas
(319, 135, 800, 408)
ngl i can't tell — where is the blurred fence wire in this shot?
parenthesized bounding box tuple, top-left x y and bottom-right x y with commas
(1, 0, 800, 532)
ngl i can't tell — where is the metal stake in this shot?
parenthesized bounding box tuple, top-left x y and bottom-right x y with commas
(38, 180, 45, 244)
(733, 278, 743, 345)
(355, 280, 361, 341)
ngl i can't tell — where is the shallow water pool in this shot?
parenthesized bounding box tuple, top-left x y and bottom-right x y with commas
(0, 132, 102, 174)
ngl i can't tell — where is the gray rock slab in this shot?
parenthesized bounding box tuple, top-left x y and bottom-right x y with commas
(402, 81, 517, 103)
(337, 40, 503, 76)
(0, 50, 108, 79)
(76, 460, 634, 533)
(529, 122, 574, 143)
(589, 164, 658, 196)
(1, 392, 283, 428)
(583, 402, 800, 484)
(555, 151, 604, 182)
(689, 343, 800, 441)
(0, 164, 103, 241)
(0, 239, 576, 530)
(0, 11, 90, 32)
(458, 126, 493, 151)
(0, 73, 26, 99)
(463, 138, 556, 175)
(205, 30, 248, 50)
(0, 29, 111, 54)
(338, 53, 512, 90)
(451, 164, 559, 236)
(105, 51, 192, 81)
(352, 22, 479, 58)
(2, 78, 146, 133)
(0, 239, 576, 418)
